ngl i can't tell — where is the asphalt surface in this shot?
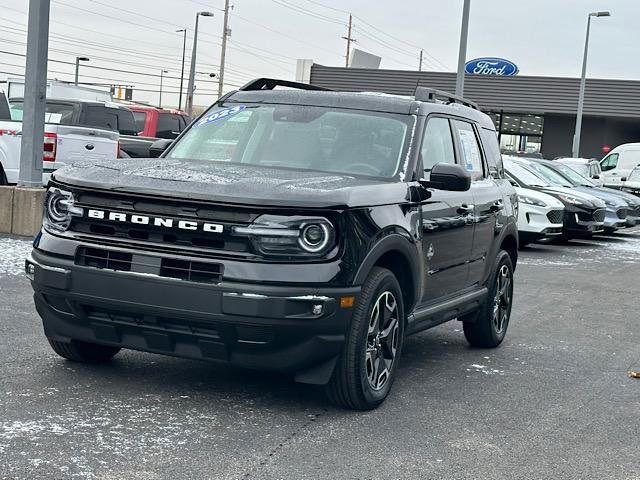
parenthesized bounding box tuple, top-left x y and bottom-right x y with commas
(1, 231, 639, 480)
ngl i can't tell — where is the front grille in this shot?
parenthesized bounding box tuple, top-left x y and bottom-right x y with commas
(593, 209, 606, 223)
(76, 247, 223, 284)
(546, 210, 564, 224)
(68, 190, 262, 256)
(616, 208, 629, 220)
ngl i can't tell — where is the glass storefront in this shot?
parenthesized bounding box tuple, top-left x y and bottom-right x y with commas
(487, 112, 544, 154)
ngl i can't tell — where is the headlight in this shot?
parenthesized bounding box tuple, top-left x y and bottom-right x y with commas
(233, 215, 336, 257)
(557, 194, 584, 206)
(44, 187, 84, 232)
(519, 195, 546, 207)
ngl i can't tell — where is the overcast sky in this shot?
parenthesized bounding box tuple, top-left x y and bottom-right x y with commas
(1, 0, 638, 109)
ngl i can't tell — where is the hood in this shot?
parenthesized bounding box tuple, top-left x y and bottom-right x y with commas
(570, 186, 628, 208)
(514, 187, 564, 208)
(51, 158, 410, 209)
(534, 185, 606, 209)
(594, 186, 640, 206)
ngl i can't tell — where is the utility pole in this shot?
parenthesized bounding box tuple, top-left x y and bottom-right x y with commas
(218, 0, 230, 98)
(419, 49, 424, 72)
(342, 14, 355, 67)
(19, 0, 50, 187)
(159, 69, 168, 108)
(455, 0, 471, 96)
(176, 28, 187, 111)
(186, 11, 214, 115)
(74, 56, 89, 86)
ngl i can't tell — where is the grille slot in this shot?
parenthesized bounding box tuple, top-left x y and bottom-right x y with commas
(546, 210, 564, 224)
(593, 209, 605, 223)
(160, 258, 223, 284)
(616, 208, 628, 220)
(76, 247, 223, 284)
(76, 247, 133, 272)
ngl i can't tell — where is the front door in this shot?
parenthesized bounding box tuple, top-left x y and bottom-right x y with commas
(419, 116, 475, 304)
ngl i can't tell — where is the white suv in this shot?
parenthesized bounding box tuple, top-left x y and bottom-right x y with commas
(513, 186, 565, 246)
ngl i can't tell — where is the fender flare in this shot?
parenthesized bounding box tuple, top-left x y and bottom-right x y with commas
(353, 233, 422, 311)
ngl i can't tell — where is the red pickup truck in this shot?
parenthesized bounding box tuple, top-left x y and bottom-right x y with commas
(129, 105, 191, 139)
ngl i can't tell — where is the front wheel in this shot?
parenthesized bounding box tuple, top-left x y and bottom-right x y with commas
(47, 338, 121, 363)
(326, 267, 405, 410)
(462, 251, 514, 348)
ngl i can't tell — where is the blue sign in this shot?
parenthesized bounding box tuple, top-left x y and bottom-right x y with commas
(464, 58, 519, 76)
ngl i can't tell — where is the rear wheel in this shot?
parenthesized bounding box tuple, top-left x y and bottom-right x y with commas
(0, 165, 7, 185)
(462, 251, 514, 348)
(47, 338, 121, 363)
(326, 267, 405, 410)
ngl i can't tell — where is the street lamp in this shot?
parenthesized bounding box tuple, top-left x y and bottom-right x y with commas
(74, 56, 89, 86)
(176, 28, 187, 111)
(186, 11, 214, 115)
(572, 11, 611, 158)
(455, 0, 471, 96)
(159, 69, 169, 108)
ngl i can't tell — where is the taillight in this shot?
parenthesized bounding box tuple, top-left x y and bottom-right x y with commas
(43, 132, 57, 163)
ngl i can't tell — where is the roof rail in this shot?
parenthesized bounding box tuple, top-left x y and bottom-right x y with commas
(414, 86, 478, 110)
(239, 78, 332, 92)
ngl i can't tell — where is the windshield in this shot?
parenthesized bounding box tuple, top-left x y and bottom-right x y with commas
(524, 161, 573, 187)
(167, 104, 412, 178)
(560, 162, 590, 178)
(551, 163, 594, 186)
(504, 159, 551, 187)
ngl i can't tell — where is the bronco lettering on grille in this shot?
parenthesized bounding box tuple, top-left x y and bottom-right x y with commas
(86, 209, 224, 233)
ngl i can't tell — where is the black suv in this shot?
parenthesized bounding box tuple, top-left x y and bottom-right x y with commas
(27, 79, 518, 410)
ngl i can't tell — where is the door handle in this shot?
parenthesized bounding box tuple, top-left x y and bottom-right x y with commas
(457, 204, 474, 215)
(489, 200, 504, 213)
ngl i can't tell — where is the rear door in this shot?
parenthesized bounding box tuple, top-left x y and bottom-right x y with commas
(419, 116, 475, 304)
(156, 113, 183, 139)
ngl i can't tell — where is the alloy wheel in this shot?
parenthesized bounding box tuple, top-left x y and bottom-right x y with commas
(492, 265, 512, 334)
(365, 291, 400, 390)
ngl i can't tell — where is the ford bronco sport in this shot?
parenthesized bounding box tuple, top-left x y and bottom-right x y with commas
(27, 79, 518, 410)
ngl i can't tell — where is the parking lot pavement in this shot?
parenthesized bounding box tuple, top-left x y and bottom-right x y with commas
(1, 231, 639, 480)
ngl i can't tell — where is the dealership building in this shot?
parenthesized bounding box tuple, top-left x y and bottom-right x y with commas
(299, 62, 640, 160)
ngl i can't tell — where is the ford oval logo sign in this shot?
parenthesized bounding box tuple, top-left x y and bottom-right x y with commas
(465, 58, 519, 76)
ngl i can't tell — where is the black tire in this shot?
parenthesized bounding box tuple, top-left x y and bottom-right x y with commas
(0, 165, 7, 185)
(462, 250, 514, 348)
(603, 227, 617, 235)
(47, 338, 121, 363)
(326, 267, 405, 410)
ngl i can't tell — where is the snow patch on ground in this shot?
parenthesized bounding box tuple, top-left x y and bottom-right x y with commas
(0, 237, 32, 276)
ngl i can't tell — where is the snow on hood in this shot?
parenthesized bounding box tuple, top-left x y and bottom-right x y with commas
(51, 158, 409, 208)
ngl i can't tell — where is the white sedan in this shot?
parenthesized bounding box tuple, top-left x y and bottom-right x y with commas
(515, 187, 565, 246)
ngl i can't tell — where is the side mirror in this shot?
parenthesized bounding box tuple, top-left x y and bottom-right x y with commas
(421, 163, 471, 192)
(621, 177, 628, 182)
(149, 139, 173, 158)
(592, 174, 600, 179)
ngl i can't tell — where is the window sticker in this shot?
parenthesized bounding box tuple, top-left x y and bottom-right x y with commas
(458, 128, 481, 172)
(195, 105, 246, 128)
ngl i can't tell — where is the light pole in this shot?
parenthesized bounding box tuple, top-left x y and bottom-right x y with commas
(159, 69, 168, 108)
(455, 0, 471, 96)
(218, 0, 230, 98)
(572, 11, 610, 158)
(176, 28, 187, 111)
(186, 11, 214, 115)
(74, 56, 89, 86)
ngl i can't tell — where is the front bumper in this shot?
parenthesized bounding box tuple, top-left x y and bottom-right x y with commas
(564, 207, 605, 236)
(28, 248, 359, 384)
(603, 206, 628, 229)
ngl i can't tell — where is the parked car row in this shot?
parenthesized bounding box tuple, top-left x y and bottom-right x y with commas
(504, 155, 640, 246)
(0, 87, 191, 185)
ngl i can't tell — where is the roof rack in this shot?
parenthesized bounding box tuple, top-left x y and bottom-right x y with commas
(239, 78, 332, 92)
(414, 86, 478, 110)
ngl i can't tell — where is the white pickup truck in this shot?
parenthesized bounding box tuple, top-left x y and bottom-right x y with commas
(0, 89, 119, 185)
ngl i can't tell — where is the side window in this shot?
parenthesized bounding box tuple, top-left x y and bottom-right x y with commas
(453, 120, 484, 179)
(116, 110, 138, 136)
(479, 127, 503, 179)
(420, 117, 455, 176)
(601, 153, 618, 171)
(157, 113, 182, 139)
(132, 111, 147, 133)
(84, 106, 118, 132)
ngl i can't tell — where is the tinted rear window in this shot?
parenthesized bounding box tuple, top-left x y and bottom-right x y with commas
(84, 106, 137, 135)
(132, 111, 147, 133)
(157, 113, 182, 139)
